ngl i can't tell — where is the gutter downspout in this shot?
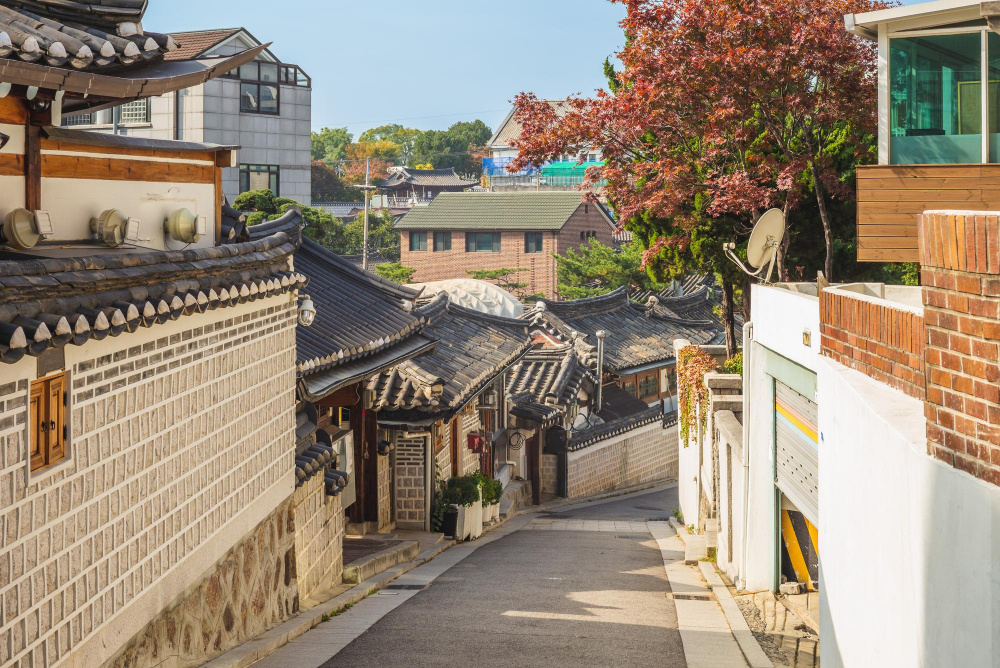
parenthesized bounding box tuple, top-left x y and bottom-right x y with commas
(424, 431, 433, 532)
(738, 321, 753, 591)
(595, 330, 606, 414)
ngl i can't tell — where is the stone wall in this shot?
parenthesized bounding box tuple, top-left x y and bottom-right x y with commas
(541, 454, 559, 495)
(394, 433, 428, 529)
(292, 476, 344, 603)
(0, 297, 298, 668)
(377, 451, 393, 531)
(459, 410, 482, 477)
(566, 422, 674, 499)
(106, 500, 298, 668)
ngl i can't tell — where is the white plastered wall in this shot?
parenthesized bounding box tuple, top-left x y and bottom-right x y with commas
(818, 358, 1000, 667)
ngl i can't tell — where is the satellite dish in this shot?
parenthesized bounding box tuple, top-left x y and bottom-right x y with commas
(90, 209, 135, 247)
(2, 209, 40, 250)
(724, 208, 786, 284)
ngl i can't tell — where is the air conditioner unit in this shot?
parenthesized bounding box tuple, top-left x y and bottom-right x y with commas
(90, 209, 139, 248)
(164, 208, 207, 244)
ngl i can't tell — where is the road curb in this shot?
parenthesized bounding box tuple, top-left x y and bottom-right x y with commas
(698, 562, 774, 668)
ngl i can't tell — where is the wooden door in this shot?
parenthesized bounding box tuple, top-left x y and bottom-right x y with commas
(29, 381, 44, 471)
(526, 433, 541, 505)
(47, 374, 65, 464)
(450, 418, 460, 478)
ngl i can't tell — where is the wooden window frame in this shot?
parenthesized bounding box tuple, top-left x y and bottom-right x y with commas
(30, 372, 67, 473)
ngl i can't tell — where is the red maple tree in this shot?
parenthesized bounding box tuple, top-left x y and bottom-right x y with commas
(510, 0, 885, 285)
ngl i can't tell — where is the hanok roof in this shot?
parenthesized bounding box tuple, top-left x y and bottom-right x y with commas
(488, 100, 570, 149)
(380, 167, 477, 190)
(396, 191, 615, 231)
(0, 209, 306, 364)
(0, 1, 264, 114)
(295, 239, 435, 401)
(164, 28, 241, 61)
(568, 384, 662, 451)
(369, 293, 533, 426)
(526, 288, 718, 375)
(338, 251, 390, 269)
(507, 339, 596, 409)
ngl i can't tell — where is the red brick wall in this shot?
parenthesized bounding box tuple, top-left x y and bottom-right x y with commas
(398, 203, 616, 299)
(920, 211, 1000, 486)
(820, 289, 925, 400)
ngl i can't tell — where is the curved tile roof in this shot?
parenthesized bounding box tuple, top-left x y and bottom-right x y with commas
(380, 167, 477, 189)
(507, 339, 596, 408)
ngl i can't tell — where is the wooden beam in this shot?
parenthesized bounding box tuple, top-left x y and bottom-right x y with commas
(0, 154, 25, 177)
(0, 98, 28, 125)
(41, 139, 216, 163)
(41, 155, 215, 184)
(25, 125, 41, 212)
(215, 166, 223, 246)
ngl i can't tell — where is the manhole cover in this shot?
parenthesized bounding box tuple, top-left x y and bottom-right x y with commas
(383, 584, 426, 591)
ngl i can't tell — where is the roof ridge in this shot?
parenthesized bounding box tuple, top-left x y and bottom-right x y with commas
(299, 238, 422, 301)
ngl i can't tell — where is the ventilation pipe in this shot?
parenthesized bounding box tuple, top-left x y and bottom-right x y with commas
(595, 330, 606, 414)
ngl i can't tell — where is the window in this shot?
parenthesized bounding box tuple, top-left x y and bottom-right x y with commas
(889, 32, 983, 164)
(621, 379, 637, 398)
(433, 231, 452, 252)
(30, 373, 66, 473)
(466, 232, 501, 252)
(639, 373, 659, 401)
(410, 231, 428, 251)
(236, 62, 280, 114)
(239, 164, 279, 195)
(119, 99, 150, 124)
(580, 231, 597, 241)
(228, 61, 311, 87)
(524, 232, 543, 253)
(62, 113, 93, 127)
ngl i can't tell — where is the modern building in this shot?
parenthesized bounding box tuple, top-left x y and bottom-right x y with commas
(396, 191, 618, 298)
(483, 100, 604, 191)
(62, 27, 313, 205)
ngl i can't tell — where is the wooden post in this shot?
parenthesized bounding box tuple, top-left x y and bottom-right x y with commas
(25, 125, 41, 212)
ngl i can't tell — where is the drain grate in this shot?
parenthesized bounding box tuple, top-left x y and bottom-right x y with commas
(383, 584, 427, 591)
(634, 505, 663, 511)
(672, 593, 716, 601)
(616, 535, 648, 540)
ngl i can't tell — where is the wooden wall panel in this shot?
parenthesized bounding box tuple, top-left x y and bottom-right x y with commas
(0, 98, 28, 124)
(41, 155, 215, 184)
(857, 164, 1000, 263)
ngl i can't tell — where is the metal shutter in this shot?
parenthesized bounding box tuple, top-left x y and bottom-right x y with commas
(774, 381, 818, 524)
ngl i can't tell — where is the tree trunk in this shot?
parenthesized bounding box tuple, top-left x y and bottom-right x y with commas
(741, 274, 753, 326)
(721, 277, 738, 359)
(776, 198, 792, 282)
(810, 161, 835, 282)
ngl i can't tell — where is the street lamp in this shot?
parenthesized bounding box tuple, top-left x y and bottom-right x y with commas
(298, 295, 317, 327)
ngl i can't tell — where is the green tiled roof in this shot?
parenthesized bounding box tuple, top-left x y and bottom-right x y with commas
(396, 191, 610, 231)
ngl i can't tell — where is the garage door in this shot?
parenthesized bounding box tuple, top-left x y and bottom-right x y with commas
(774, 381, 818, 525)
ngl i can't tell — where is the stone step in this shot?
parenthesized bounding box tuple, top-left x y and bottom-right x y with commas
(342, 540, 420, 584)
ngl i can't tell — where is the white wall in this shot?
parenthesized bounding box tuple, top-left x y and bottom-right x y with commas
(818, 358, 1000, 667)
(742, 284, 820, 591)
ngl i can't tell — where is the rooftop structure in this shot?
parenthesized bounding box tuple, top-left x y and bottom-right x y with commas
(379, 166, 477, 201)
(410, 278, 525, 318)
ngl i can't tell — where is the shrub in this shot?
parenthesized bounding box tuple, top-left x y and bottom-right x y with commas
(723, 352, 743, 376)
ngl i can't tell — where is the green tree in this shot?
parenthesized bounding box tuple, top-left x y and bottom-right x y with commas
(343, 208, 400, 260)
(311, 127, 353, 164)
(234, 189, 345, 252)
(466, 268, 542, 302)
(311, 161, 362, 202)
(374, 262, 417, 284)
(555, 240, 666, 299)
(411, 120, 492, 175)
(360, 124, 421, 162)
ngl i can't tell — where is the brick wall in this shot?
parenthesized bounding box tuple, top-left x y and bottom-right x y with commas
(399, 203, 616, 300)
(292, 475, 344, 602)
(394, 433, 427, 529)
(0, 297, 297, 668)
(920, 211, 1000, 486)
(541, 454, 558, 495)
(459, 410, 482, 477)
(820, 288, 926, 400)
(566, 422, 674, 499)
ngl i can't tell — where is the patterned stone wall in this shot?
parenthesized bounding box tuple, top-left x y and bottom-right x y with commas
(292, 475, 344, 602)
(106, 500, 298, 668)
(541, 454, 559, 495)
(394, 433, 428, 528)
(377, 451, 393, 531)
(566, 422, 675, 499)
(0, 297, 298, 668)
(459, 410, 482, 477)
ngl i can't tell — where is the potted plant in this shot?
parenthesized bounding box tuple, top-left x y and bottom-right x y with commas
(441, 477, 478, 541)
(490, 478, 503, 521)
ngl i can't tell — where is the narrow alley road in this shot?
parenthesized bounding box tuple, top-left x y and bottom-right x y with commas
(253, 487, 751, 668)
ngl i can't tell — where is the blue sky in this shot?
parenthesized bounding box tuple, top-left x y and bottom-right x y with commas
(145, 1, 627, 139)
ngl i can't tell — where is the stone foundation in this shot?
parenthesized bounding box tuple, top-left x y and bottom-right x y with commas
(541, 454, 559, 495)
(395, 433, 428, 528)
(105, 499, 298, 668)
(567, 422, 675, 499)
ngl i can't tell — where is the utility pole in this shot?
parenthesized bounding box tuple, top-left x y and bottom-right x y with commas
(363, 157, 370, 272)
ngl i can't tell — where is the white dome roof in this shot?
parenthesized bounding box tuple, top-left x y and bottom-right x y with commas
(412, 279, 524, 318)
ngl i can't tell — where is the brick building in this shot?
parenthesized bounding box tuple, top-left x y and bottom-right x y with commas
(396, 192, 618, 299)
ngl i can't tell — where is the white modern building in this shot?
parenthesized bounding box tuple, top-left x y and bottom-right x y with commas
(62, 28, 313, 204)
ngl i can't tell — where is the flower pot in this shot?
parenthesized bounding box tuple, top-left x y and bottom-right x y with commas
(481, 502, 491, 524)
(470, 503, 483, 539)
(454, 505, 470, 541)
(491, 503, 500, 521)
(442, 505, 459, 539)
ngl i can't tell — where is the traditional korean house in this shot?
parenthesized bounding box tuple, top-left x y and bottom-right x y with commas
(0, 4, 336, 666)
(368, 294, 533, 531)
(379, 166, 478, 203)
(526, 288, 719, 411)
(295, 239, 435, 535)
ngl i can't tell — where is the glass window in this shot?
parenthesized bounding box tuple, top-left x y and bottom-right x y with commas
(240, 83, 259, 113)
(639, 374, 659, 400)
(118, 99, 149, 124)
(239, 164, 279, 195)
(466, 232, 501, 252)
(890, 33, 983, 164)
(241, 82, 279, 114)
(259, 62, 278, 82)
(239, 62, 258, 80)
(259, 85, 279, 114)
(524, 232, 543, 253)
(433, 231, 451, 251)
(410, 231, 428, 252)
(989, 33, 1000, 161)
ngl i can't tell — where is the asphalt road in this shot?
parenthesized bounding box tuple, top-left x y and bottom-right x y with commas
(324, 487, 686, 668)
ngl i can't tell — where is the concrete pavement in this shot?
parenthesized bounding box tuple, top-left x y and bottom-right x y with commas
(251, 486, 761, 668)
